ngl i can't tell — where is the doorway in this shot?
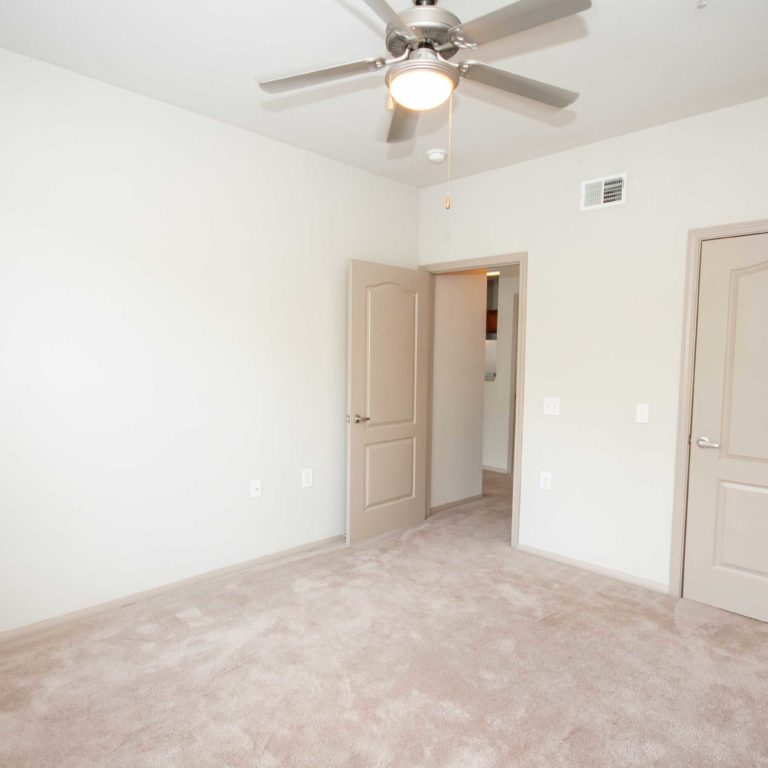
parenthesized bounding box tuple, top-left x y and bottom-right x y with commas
(345, 254, 526, 547)
(483, 268, 520, 477)
(422, 254, 527, 546)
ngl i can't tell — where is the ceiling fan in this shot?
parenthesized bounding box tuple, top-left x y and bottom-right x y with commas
(259, 0, 591, 143)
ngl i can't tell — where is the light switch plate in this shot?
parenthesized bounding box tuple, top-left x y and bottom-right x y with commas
(301, 468, 313, 489)
(635, 403, 649, 424)
(543, 397, 560, 416)
(250, 478, 262, 498)
(539, 471, 552, 491)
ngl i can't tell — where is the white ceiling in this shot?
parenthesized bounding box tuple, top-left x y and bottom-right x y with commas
(1, 0, 767, 187)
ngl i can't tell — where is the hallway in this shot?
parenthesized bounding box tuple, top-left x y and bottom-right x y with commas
(481, 469, 514, 517)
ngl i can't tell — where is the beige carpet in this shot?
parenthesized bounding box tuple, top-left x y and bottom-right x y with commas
(2, 473, 768, 767)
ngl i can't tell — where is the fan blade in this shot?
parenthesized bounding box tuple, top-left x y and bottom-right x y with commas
(453, 0, 591, 47)
(260, 56, 387, 93)
(459, 61, 578, 107)
(387, 103, 419, 143)
(360, 0, 418, 42)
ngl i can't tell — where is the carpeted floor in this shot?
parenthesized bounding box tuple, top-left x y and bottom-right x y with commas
(2, 472, 767, 767)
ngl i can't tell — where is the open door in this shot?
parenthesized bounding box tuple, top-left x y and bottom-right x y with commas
(347, 260, 431, 545)
(683, 233, 768, 622)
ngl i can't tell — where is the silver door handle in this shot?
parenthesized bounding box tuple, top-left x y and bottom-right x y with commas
(696, 436, 720, 449)
(353, 415, 371, 424)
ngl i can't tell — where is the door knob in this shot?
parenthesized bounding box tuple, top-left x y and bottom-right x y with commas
(696, 436, 720, 449)
(353, 414, 371, 424)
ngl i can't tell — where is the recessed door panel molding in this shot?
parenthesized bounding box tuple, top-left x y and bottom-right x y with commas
(366, 282, 418, 428)
(715, 481, 768, 578)
(722, 261, 768, 462)
(364, 438, 416, 510)
(348, 261, 430, 545)
(684, 233, 768, 622)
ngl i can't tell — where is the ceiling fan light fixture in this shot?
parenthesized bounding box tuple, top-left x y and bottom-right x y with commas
(386, 55, 458, 112)
(258, 0, 590, 145)
(389, 68, 454, 111)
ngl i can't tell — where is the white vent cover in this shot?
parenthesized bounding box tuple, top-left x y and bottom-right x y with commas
(581, 173, 627, 210)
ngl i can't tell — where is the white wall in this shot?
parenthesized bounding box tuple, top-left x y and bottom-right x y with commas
(420, 96, 768, 588)
(483, 268, 519, 473)
(430, 272, 486, 508)
(0, 49, 420, 633)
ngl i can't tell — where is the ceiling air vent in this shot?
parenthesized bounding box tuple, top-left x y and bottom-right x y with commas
(581, 173, 627, 210)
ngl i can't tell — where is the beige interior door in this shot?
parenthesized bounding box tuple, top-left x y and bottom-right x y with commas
(347, 259, 431, 545)
(684, 233, 768, 622)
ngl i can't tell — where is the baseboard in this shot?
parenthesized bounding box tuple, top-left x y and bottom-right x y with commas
(515, 543, 668, 594)
(0, 534, 346, 646)
(429, 494, 484, 516)
(482, 466, 510, 474)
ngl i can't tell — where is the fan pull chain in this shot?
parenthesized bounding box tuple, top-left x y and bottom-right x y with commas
(445, 92, 454, 210)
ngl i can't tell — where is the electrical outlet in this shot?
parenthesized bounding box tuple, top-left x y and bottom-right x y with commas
(543, 397, 560, 416)
(539, 471, 552, 491)
(301, 468, 313, 489)
(250, 478, 262, 499)
(635, 403, 649, 424)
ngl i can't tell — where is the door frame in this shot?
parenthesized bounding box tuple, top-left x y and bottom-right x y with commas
(505, 292, 521, 476)
(420, 253, 528, 547)
(669, 218, 768, 597)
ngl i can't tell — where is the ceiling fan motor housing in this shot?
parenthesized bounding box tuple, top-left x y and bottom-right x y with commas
(386, 5, 462, 59)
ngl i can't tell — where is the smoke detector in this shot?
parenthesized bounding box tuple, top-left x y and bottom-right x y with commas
(426, 148, 448, 164)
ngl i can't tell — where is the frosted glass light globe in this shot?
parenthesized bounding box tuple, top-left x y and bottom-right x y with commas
(389, 67, 455, 111)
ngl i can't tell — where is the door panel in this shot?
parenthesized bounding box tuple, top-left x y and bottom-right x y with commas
(715, 481, 768, 577)
(365, 438, 415, 508)
(367, 283, 417, 426)
(347, 260, 431, 545)
(684, 233, 768, 622)
(722, 262, 768, 461)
